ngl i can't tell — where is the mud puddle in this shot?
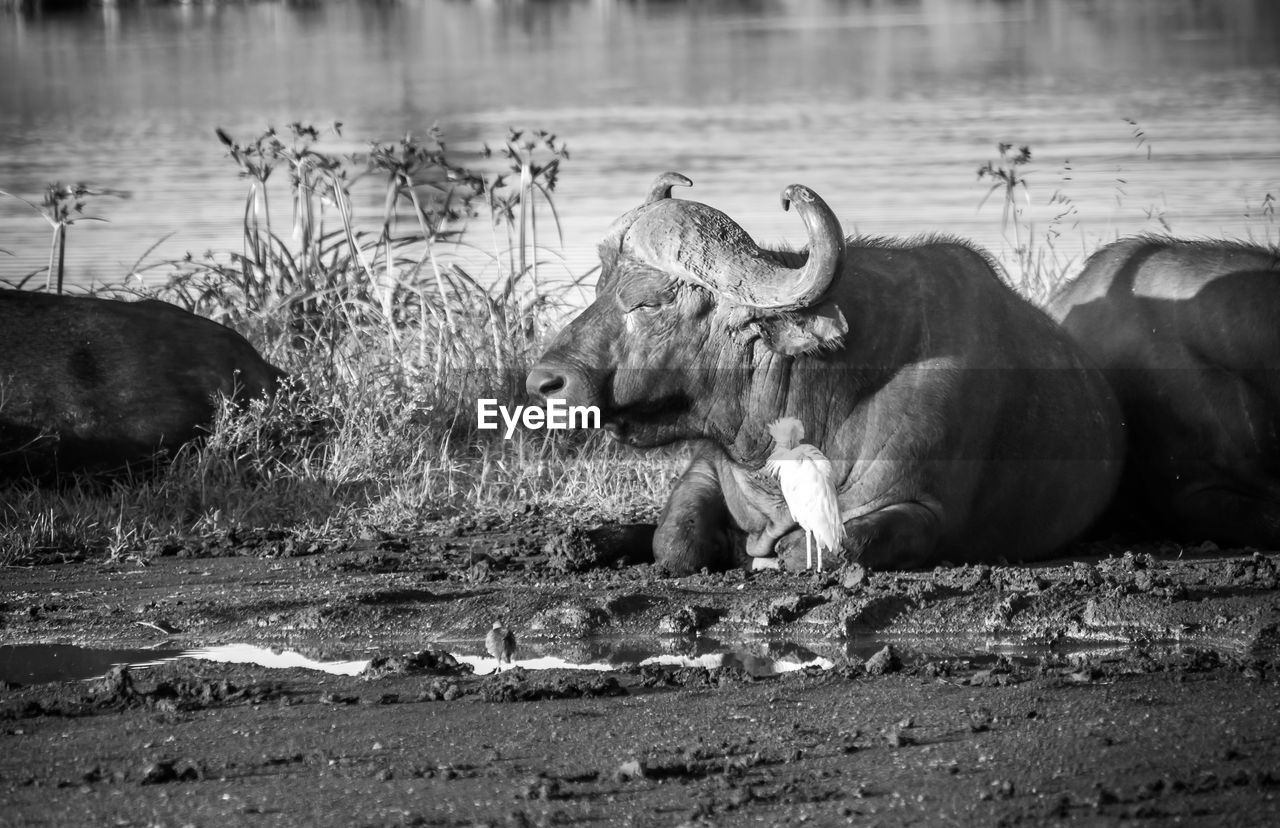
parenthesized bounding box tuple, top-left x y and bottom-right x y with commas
(0, 634, 1198, 686)
(0, 643, 187, 685)
(0, 639, 835, 684)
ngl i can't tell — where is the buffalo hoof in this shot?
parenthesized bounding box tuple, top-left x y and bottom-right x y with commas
(775, 532, 811, 571)
(654, 516, 732, 575)
(775, 531, 847, 572)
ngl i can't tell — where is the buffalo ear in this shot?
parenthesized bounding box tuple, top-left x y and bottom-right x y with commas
(755, 300, 848, 356)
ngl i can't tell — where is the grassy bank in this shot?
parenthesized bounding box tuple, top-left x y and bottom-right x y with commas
(0, 125, 1274, 566)
(0, 124, 676, 565)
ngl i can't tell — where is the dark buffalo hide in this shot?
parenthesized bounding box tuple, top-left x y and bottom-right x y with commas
(1049, 237, 1280, 547)
(0, 290, 284, 481)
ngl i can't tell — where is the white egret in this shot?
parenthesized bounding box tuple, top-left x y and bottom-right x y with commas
(485, 621, 518, 672)
(764, 417, 845, 571)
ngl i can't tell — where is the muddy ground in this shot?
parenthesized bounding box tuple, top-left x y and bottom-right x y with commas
(3, 510, 1280, 826)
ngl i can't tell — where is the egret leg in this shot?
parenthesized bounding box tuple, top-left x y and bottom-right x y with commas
(806, 532, 813, 570)
(817, 543, 823, 573)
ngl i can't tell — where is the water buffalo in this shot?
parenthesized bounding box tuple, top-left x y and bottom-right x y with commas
(1048, 237, 1280, 547)
(0, 289, 284, 480)
(527, 173, 1124, 573)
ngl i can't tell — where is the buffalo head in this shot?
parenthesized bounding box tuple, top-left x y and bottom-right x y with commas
(526, 173, 848, 452)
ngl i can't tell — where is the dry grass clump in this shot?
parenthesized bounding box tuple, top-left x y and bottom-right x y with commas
(0, 123, 671, 564)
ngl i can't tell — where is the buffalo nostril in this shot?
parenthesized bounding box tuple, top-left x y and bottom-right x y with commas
(526, 367, 566, 400)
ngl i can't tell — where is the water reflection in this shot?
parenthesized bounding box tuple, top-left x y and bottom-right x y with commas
(0, 643, 185, 686)
(0, 636, 1193, 685)
(0, 640, 835, 684)
(1, 0, 1277, 286)
(182, 643, 370, 676)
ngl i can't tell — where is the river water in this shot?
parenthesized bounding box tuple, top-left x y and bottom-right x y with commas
(1, 0, 1278, 294)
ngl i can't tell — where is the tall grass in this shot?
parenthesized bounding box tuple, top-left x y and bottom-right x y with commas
(976, 121, 1277, 305)
(0, 123, 670, 565)
(0, 183, 128, 293)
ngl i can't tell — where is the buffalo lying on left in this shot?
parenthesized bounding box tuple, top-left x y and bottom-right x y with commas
(0, 289, 285, 481)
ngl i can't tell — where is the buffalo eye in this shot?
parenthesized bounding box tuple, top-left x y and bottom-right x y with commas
(617, 274, 677, 315)
(629, 294, 672, 314)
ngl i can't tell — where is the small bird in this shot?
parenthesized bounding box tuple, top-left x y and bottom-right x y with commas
(764, 417, 845, 572)
(485, 621, 518, 672)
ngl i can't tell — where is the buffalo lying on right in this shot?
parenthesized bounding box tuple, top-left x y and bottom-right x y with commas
(1048, 237, 1280, 547)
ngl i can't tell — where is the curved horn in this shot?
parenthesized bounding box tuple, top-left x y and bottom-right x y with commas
(724, 183, 842, 310)
(626, 183, 843, 311)
(645, 171, 693, 203)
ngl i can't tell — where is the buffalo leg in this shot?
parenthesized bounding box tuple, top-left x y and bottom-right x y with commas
(654, 447, 734, 574)
(745, 519, 798, 562)
(776, 502, 942, 571)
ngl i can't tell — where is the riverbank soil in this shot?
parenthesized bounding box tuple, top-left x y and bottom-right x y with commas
(3, 512, 1280, 826)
